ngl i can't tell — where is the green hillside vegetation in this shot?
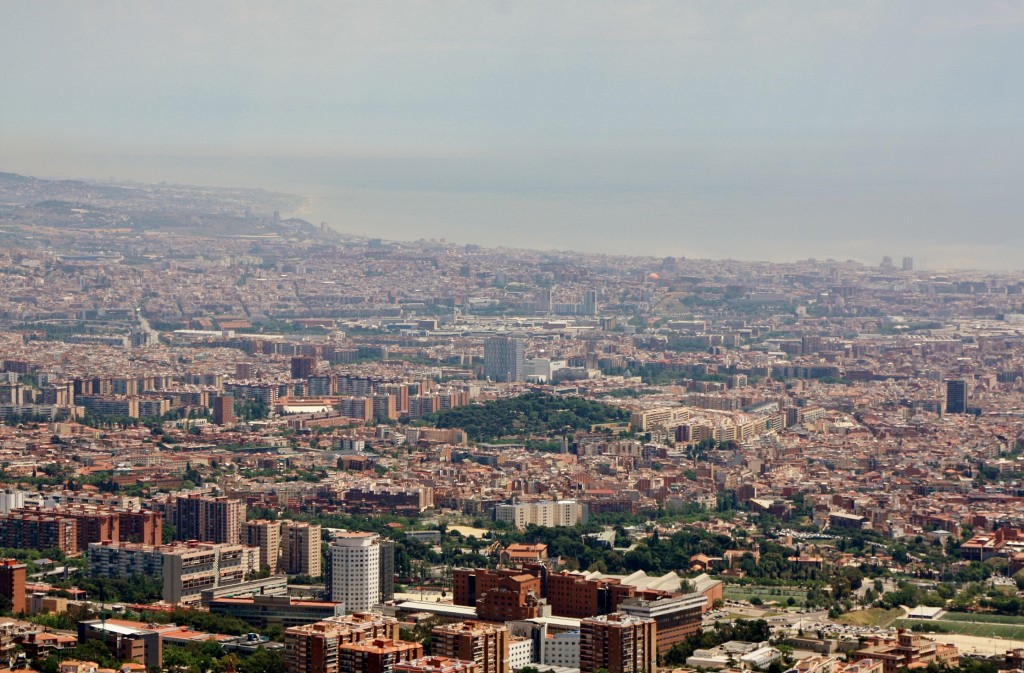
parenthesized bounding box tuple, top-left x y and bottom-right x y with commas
(836, 608, 904, 627)
(421, 391, 630, 442)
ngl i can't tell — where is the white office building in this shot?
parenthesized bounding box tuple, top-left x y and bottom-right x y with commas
(0, 489, 26, 514)
(542, 631, 580, 668)
(509, 637, 535, 671)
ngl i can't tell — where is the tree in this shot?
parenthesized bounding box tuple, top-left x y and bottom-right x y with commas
(163, 523, 178, 544)
(71, 639, 122, 669)
(31, 655, 59, 673)
(238, 646, 285, 673)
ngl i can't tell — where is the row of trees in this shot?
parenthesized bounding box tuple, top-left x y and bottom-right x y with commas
(50, 573, 163, 604)
(32, 640, 283, 673)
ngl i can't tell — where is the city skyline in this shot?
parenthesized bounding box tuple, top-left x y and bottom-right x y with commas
(5, 4, 1024, 662)
(0, 176, 1022, 669)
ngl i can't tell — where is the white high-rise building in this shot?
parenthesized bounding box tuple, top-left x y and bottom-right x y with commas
(0, 490, 26, 514)
(327, 532, 381, 612)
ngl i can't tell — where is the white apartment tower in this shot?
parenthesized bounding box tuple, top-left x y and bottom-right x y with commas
(327, 532, 381, 612)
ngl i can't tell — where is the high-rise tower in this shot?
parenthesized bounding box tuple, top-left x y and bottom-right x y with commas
(946, 379, 967, 414)
(484, 337, 525, 382)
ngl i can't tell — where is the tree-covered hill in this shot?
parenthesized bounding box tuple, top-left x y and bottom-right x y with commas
(421, 391, 629, 443)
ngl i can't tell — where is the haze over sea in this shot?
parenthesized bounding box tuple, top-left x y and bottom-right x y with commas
(20, 145, 1020, 271)
(4, 2, 1024, 270)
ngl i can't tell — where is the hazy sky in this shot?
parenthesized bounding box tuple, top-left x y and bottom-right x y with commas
(3, 2, 1024, 268)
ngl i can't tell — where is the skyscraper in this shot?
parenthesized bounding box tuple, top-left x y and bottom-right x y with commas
(291, 356, 315, 380)
(902, 256, 914, 271)
(946, 379, 968, 414)
(484, 337, 525, 382)
(582, 289, 597, 316)
(327, 533, 383, 612)
(213, 395, 235, 426)
(537, 289, 552, 313)
(378, 538, 395, 603)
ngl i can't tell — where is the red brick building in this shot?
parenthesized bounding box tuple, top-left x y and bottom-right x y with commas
(0, 512, 78, 553)
(579, 613, 657, 673)
(0, 559, 26, 614)
(546, 572, 636, 619)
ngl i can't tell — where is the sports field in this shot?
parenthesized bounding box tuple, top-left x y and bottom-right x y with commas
(894, 618, 1024, 640)
(724, 585, 807, 604)
(940, 612, 1024, 625)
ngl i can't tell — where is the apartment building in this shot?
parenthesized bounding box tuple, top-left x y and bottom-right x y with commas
(88, 540, 258, 606)
(285, 613, 401, 673)
(282, 521, 322, 578)
(9, 504, 160, 550)
(545, 572, 635, 619)
(579, 613, 657, 673)
(431, 622, 509, 673)
(395, 657, 478, 673)
(88, 541, 166, 578)
(0, 512, 78, 553)
(213, 395, 236, 425)
(452, 568, 545, 622)
(628, 406, 690, 432)
(172, 494, 244, 545)
(342, 488, 432, 516)
(162, 541, 258, 605)
(327, 533, 381, 612)
(493, 500, 586, 529)
(0, 559, 26, 614)
(339, 638, 423, 673)
(245, 519, 282, 573)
